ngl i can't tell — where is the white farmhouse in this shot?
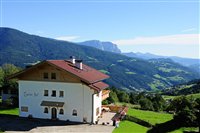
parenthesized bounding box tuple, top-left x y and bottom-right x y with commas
(9, 57, 109, 123)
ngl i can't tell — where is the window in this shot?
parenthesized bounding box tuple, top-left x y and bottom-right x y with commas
(44, 90, 48, 96)
(59, 91, 64, 97)
(96, 107, 99, 116)
(43, 72, 48, 79)
(72, 109, 77, 116)
(44, 107, 48, 113)
(52, 90, 56, 97)
(59, 109, 64, 115)
(21, 106, 28, 112)
(51, 73, 56, 79)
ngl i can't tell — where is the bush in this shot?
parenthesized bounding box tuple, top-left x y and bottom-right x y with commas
(102, 100, 109, 105)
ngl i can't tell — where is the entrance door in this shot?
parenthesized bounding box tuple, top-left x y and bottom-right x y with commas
(51, 108, 57, 119)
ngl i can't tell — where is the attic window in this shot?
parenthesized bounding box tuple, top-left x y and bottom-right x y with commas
(43, 73, 48, 79)
(51, 73, 56, 79)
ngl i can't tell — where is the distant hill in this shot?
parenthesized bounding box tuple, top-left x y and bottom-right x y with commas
(0, 27, 199, 91)
(79, 40, 121, 53)
(161, 79, 200, 96)
(123, 52, 200, 73)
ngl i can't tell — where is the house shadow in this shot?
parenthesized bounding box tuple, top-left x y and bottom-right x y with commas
(147, 119, 198, 133)
(0, 114, 85, 132)
(147, 119, 182, 133)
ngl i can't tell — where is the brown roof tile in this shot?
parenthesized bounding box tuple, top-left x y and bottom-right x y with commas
(47, 60, 109, 84)
(89, 81, 109, 91)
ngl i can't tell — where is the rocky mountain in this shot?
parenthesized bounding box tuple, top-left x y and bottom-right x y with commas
(79, 40, 121, 53)
(0, 27, 199, 91)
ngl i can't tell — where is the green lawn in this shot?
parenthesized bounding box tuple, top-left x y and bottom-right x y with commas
(0, 108, 19, 115)
(113, 120, 148, 133)
(113, 108, 199, 133)
(127, 108, 173, 125)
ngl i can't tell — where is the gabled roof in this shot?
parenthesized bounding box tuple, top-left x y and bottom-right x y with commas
(47, 60, 109, 84)
(9, 60, 109, 91)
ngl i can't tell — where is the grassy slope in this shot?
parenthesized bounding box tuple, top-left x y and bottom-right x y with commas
(0, 108, 19, 115)
(163, 93, 200, 100)
(186, 93, 200, 99)
(127, 109, 173, 125)
(113, 108, 198, 133)
(113, 120, 148, 133)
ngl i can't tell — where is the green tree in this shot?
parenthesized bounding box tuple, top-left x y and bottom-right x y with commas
(1, 64, 21, 88)
(118, 91, 129, 103)
(107, 90, 119, 103)
(139, 98, 154, 111)
(167, 96, 193, 113)
(0, 67, 4, 87)
(168, 96, 198, 126)
(129, 92, 138, 104)
(152, 94, 166, 111)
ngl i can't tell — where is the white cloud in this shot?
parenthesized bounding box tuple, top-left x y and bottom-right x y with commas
(55, 36, 80, 42)
(112, 34, 200, 46)
(181, 28, 196, 33)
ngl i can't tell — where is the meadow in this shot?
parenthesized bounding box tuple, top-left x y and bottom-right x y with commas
(0, 108, 19, 116)
(127, 109, 173, 125)
(113, 108, 199, 133)
(163, 93, 200, 100)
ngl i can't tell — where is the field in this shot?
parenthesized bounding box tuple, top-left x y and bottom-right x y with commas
(0, 108, 19, 115)
(113, 120, 148, 133)
(186, 93, 200, 99)
(163, 93, 200, 100)
(127, 109, 173, 125)
(115, 102, 140, 109)
(113, 108, 199, 133)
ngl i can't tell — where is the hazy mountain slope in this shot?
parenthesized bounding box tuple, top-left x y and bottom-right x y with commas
(123, 52, 200, 73)
(0, 27, 198, 91)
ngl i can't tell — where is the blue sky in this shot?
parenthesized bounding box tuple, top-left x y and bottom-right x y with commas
(0, 0, 199, 58)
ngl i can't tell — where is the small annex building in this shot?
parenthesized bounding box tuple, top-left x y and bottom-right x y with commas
(9, 57, 109, 123)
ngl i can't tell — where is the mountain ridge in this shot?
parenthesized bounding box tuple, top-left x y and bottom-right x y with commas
(0, 27, 199, 91)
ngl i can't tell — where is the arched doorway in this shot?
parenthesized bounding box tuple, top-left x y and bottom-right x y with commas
(51, 107, 57, 119)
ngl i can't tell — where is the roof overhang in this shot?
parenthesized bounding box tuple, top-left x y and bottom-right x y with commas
(89, 82, 109, 92)
(40, 101, 64, 107)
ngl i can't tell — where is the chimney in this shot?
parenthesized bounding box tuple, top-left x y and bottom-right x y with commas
(70, 56, 75, 64)
(75, 59, 83, 70)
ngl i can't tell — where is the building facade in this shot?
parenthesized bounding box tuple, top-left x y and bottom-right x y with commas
(10, 58, 109, 123)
